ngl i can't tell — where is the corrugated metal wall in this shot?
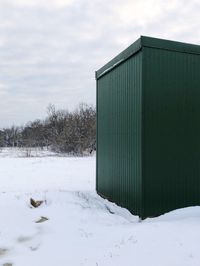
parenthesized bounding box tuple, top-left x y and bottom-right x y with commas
(97, 36, 200, 219)
(143, 47, 200, 217)
(96, 51, 143, 216)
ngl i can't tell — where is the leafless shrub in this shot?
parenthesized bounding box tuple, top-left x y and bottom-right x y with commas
(0, 103, 96, 156)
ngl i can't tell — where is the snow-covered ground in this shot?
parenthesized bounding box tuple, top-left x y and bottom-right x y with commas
(0, 148, 200, 266)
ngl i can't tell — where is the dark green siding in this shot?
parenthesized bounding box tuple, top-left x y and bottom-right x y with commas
(96, 36, 200, 219)
(143, 47, 200, 217)
(96, 51, 143, 216)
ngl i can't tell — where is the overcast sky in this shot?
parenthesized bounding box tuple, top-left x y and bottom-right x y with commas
(0, 0, 200, 127)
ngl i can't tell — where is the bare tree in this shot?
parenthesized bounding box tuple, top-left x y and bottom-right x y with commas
(0, 103, 96, 155)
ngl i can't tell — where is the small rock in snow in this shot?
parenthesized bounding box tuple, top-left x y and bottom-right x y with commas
(30, 198, 43, 208)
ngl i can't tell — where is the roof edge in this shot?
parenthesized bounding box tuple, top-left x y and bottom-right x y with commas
(96, 36, 200, 80)
(95, 37, 142, 79)
(141, 36, 200, 55)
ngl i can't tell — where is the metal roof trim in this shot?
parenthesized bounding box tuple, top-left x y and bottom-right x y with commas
(141, 36, 200, 55)
(96, 36, 200, 80)
(95, 37, 142, 79)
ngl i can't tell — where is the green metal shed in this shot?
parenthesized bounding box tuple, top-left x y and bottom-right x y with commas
(96, 36, 200, 219)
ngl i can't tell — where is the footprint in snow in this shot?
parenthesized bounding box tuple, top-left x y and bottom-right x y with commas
(0, 248, 8, 256)
(17, 236, 41, 252)
(17, 236, 33, 243)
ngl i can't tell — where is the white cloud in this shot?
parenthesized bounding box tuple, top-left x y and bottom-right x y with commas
(114, 0, 164, 26)
(0, 0, 200, 127)
(7, 0, 76, 8)
(0, 37, 8, 47)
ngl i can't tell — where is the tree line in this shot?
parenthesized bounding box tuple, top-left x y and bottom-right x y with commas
(0, 103, 96, 155)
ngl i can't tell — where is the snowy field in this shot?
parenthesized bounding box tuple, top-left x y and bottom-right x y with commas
(0, 148, 200, 266)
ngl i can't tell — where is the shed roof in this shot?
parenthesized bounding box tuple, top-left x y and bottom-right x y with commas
(96, 36, 200, 79)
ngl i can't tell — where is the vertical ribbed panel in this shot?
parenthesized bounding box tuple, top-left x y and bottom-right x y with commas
(97, 37, 200, 219)
(97, 52, 143, 216)
(143, 47, 200, 217)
